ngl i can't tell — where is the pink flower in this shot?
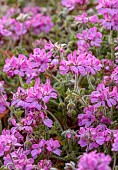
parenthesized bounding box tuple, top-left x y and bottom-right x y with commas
(75, 0, 88, 5)
(46, 138, 61, 156)
(111, 67, 118, 85)
(78, 105, 111, 128)
(37, 159, 52, 170)
(78, 113, 96, 127)
(61, 0, 88, 10)
(29, 48, 52, 72)
(115, 46, 118, 51)
(0, 6, 53, 42)
(4, 148, 34, 170)
(31, 139, 46, 159)
(40, 112, 53, 128)
(0, 81, 4, 93)
(3, 56, 18, 77)
(23, 6, 40, 15)
(12, 78, 57, 111)
(60, 51, 101, 76)
(0, 130, 22, 157)
(0, 82, 10, 114)
(62, 129, 77, 139)
(0, 94, 9, 114)
(30, 14, 53, 34)
(3, 54, 29, 77)
(77, 125, 111, 151)
(112, 131, 118, 151)
(77, 27, 102, 51)
(75, 13, 98, 24)
(96, 0, 118, 30)
(90, 83, 118, 107)
(77, 151, 111, 170)
(5, 7, 21, 17)
(89, 15, 99, 24)
(101, 59, 115, 75)
(75, 13, 88, 23)
(31, 138, 61, 158)
(61, 0, 76, 10)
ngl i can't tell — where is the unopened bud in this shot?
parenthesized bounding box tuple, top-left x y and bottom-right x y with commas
(67, 109, 76, 117)
(58, 102, 65, 108)
(65, 96, 70, 102)
(67, 102, 75, 109)
(115, 52, 118, 58)
(17, 13, 31, 22)
(64, 161, 76, 170)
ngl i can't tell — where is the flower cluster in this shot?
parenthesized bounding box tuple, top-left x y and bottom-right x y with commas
(31, 138, 61, 159)
(0, 94, 9, 114)
(96, 0, 118, 30)
(4, 148, 34, 170)
(0, 81, 9, 114)
(0, 19, 12, 37)
(29, 48, 52, 77)
(77, 27, 102, 52)
(78, 105, 111, 128)
(61, 0, 88, 10)
(77, 151, 111, 170)
(37, 159, 52, 170)
(75, 12, 98, 24)
(3, 43, 59, 82)
(12, 78, 57, 110)
(112, 131, 118, 151)
(0, 6, 53, 43)
(90, 83, 118, 107)
(0, 130, 21, 157)
(11, 111, 53, 135)
(60, 50, 101, 76)
(111, 67, 118, 85)
(77, 125, 111, 151)
(101, 59, 115, 75)
(3, 54, 29, 77)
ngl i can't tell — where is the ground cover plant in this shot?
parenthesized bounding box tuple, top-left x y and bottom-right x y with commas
(0, 0, 118, 169)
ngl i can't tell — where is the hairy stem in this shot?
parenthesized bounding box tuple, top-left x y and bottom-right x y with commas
(20, 22, 25, 46)
(74, 74, 79, 93)
(87, 75, 95, 90)
(109, 30, 114, 60)
(18, 74, 24, 87)
(47, 110, 63, 132)
(113, 152, 117, 170)
(9, 153, 17, 170)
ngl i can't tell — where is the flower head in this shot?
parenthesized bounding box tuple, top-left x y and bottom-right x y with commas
(60, 51, 101, 76)
(77, 151, 111, 170)
(4, 148, 34, 170)
(77, 27, 102, 52)
(12, 78, 57, 110)
(90, 83, 118, 107)
(77, 125, 111, 150)
(112, 131, 118, 151)
(96, 0, 118, 30)
(61, 0, 88, 10)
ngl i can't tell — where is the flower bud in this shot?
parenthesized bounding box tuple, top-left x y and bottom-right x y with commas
(64, 161, 76, 170)
(17, 13, 31, 22)
(58, 102, 65, 108)
(65, 96, 70, 102)
(115, 52, 118, 58)
(67, 109, 76, 117)
(67, 102, 75, 109)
